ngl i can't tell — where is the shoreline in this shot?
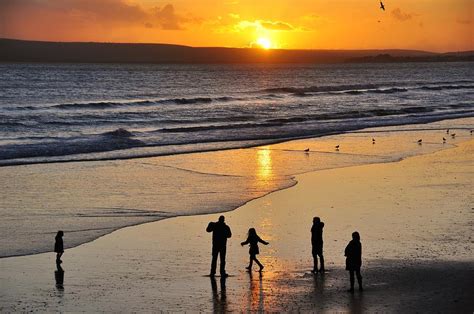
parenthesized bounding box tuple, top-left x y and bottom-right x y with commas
(1, 117, 473, 259)
(1, 113, 473, 168)
(1, 133, 472, 311)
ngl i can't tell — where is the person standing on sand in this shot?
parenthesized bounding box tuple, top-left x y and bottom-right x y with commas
(241, 228, 269, 272)
(54, 230, 64, 264)
(207, 215, 232, 277)
(345, 231, 363, 293)
(311, 217, 325, 273)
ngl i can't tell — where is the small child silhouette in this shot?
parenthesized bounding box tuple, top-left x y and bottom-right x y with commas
(54, 231, 64, 264)
(240, 228, 269, 272)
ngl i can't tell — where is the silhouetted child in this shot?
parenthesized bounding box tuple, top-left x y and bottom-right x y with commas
(241, 228, 269, 271)
(54, 231, 64, 264)
(344, 231, 363, 293)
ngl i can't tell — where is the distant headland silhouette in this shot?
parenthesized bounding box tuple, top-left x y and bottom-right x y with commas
(1, 38, 472, 64)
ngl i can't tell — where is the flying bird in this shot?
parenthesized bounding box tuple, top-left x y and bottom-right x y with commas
(372, 138, 376, 144)
(380, 1, 385, 11)
(470, 130, 473, 135)
(446, 129, 450, 134)
(417, 139, 422, 144)
(304, 148, 310, 152)
(443, 137, 446, 143)
(451, 133, 456, 138)
(335, 145, 340, 150)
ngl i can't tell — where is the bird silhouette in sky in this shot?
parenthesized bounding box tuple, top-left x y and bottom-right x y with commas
(380, 1, 385, 11)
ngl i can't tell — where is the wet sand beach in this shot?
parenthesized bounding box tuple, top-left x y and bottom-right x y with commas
(0, 123, 473, 312)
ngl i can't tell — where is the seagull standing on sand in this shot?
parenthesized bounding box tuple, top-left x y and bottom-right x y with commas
(304, 148, 310, 152)
(380, 1, 385, 11)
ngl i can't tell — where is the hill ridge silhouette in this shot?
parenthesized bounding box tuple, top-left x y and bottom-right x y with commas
(1, 38, 472, 64)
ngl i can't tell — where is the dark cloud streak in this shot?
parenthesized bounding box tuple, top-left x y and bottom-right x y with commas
(456, 18, 471, 25)
(0, 0, 190, 32)
(391, 8, 413, 22)
(154, 4, 186, 30)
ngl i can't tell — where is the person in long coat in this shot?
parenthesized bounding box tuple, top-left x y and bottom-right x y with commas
(344, 231, 363, 292)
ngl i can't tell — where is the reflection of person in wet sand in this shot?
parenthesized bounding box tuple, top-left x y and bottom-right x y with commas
(345, 231, 363, 293)
(311, 217, 325, 273)
(54, 231, 64, 264)
(241, 228, 269, 272)
(206, 215, 232, 277)
(55, 262, 64, 290)
(247, 270, 264, 311)
(210, 276, 227, 312)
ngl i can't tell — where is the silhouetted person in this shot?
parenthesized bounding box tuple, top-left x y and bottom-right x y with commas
(241, 228, 269, 272)
(207, 215, 232, 277)
(54, 231, 64, 264)
(345, 231, 363, 293)
(311, 217, 325, 273)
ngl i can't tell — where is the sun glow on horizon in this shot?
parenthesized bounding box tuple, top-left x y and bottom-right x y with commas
(256, 37, 272, 49)
(1, 0, 472, 52)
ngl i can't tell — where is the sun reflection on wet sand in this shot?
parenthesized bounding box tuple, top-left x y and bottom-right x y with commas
(243, 263, 296, 312)
(246, 271, 265, 312)
(256, 147, 273, 182)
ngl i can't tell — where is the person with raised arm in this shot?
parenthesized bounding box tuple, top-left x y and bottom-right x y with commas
(207, 215, 232, 277)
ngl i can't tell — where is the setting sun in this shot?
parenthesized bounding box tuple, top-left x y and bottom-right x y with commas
(0, 0, 472, 52)
(257, 37, 272, 49)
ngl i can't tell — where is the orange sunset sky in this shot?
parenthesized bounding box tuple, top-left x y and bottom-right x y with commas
(0, 0, 472, 52)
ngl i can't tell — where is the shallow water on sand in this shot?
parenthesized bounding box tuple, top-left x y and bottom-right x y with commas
(0, 118, 472, 257)
(0, 136, 472, 312)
